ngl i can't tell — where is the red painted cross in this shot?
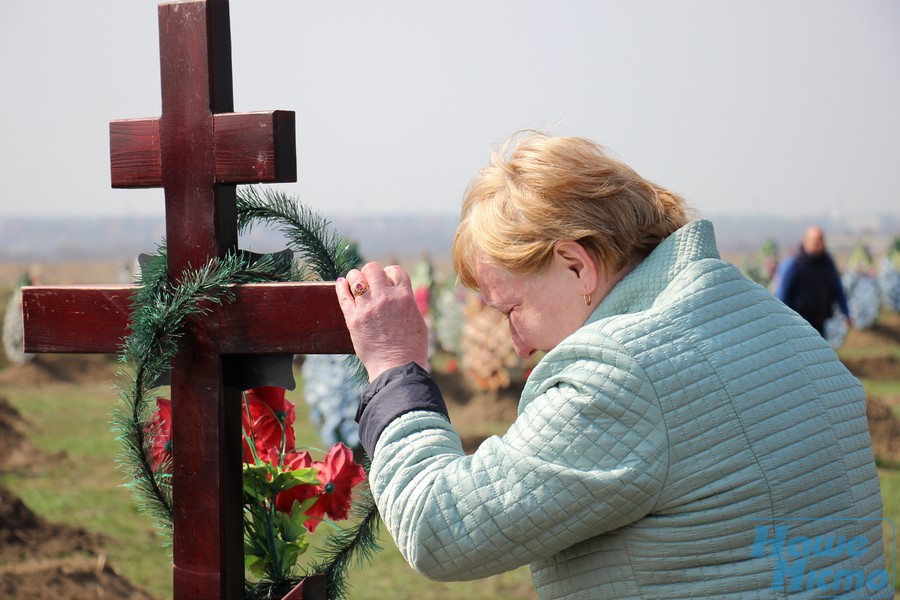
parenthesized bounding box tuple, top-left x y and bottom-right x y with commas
(21, 2, 349, 598)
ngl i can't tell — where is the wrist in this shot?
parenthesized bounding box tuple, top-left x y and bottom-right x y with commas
(367, 358, 428, 382)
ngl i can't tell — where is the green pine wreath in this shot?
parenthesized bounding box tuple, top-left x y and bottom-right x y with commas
(111, 186, 380, 600)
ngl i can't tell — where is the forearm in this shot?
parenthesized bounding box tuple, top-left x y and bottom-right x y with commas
(362, 365, 668, 581)
(370, 414, 572, 581)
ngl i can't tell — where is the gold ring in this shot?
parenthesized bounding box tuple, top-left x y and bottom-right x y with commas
(352, 281, 369, 297)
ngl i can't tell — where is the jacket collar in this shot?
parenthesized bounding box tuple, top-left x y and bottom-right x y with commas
(586, 219, 721, 324)
(520, 220, 721, 412)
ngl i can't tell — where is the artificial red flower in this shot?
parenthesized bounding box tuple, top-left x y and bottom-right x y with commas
(145, 397, 173, 472)
(275, 443, 365, 532)
(304, 443, 366, 531)
(146, 387, 365, 540)
(274, 449, 320, 519)
(242, 386, 296, 464)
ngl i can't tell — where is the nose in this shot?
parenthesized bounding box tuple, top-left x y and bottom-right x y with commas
(508, 323, 534, 359)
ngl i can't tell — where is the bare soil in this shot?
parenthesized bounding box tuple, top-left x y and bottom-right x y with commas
(0, 354, 117, 387)
(0, 396, 155, 599)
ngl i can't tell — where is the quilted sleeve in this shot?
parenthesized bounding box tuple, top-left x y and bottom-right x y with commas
(367, 338, 669, 581)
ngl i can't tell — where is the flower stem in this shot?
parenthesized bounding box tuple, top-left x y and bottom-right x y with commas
(264, 488, 285, 584)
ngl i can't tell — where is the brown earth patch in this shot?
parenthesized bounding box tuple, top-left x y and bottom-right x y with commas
(1, 383, 154, 598)
(0, 354, 118, 386)
(0, 486, 155, 599)
(842, 355, 900, 381)
(0, 397, 52, 472)
(867, 396, 900, 466)
(0, 556, 156, 600)
(843, 311, 900, 350)
(0, 486, 102, 564)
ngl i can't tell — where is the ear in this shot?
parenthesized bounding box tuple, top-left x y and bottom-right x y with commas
(553, 241, 598, 291)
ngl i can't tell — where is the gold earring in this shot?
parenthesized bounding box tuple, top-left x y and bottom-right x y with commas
(583, 293, 592, 307)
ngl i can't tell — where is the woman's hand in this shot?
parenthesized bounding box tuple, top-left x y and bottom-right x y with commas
(335, 262, 430, 382)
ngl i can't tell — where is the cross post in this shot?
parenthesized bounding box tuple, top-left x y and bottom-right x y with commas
(21, 1, 351, 598)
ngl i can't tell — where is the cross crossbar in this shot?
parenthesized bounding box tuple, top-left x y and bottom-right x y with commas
(110, 111, 296, 188)
(22, 283, 352, 355)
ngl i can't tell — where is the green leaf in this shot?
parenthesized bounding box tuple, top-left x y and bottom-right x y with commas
(270, 467, 320, 494)
(288, 467, 321, 485)
(280, 540, 303, 573)
(245, 554, 268, 576)
(276, 503, 310, 543)
(297, 495, 320, 514)
(244, 536, 271, 577)
(243, 464, 277, 501)
(292, 537, 310, 557)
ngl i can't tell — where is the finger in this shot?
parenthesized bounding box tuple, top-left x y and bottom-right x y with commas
(351, 279, 370, 298)
(384, 264, 412, 289)
(335, 276, 350, 298)
(342, 268, 371, 298)
(335, 277, 356, 312)
(343, 268, 364, 289)
(359, 262, 389, 288)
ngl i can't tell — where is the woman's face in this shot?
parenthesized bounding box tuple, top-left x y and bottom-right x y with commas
(474, 257, 592, 359)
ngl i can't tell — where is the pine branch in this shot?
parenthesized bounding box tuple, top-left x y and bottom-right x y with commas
(237, 186, 362, 281)
(114, 250, 295, 541)
(307, 478, 382, 600)
(237, 186, 369, 385)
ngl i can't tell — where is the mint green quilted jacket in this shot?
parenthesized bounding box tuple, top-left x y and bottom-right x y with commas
(368, 220, 888, 599)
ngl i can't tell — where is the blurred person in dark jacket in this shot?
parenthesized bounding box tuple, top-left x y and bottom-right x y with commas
(774, 225, 850, 336)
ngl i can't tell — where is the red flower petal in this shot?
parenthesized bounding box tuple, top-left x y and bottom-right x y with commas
(242, 387, 296, 464)
(307, 443, 366, 524)
(145, 397, 173, 472)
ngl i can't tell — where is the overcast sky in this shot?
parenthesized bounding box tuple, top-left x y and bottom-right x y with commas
(1, 0, 898, 222)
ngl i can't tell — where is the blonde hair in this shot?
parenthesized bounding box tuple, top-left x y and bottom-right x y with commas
(452, 132, 690, 291)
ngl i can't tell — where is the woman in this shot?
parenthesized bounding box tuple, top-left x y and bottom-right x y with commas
(335, 133, 888, 599)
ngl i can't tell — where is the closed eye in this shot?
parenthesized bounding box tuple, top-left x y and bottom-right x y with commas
(490, 305, 512, 320)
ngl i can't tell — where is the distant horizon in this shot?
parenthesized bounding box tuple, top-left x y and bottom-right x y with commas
(2, 211, 897, 270)
(2, 205, 898, 222)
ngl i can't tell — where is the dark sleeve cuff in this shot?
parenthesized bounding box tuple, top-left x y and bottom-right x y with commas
(355, 362, 449, 456)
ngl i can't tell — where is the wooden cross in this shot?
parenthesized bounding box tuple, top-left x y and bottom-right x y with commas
(21, 1, 351, 598)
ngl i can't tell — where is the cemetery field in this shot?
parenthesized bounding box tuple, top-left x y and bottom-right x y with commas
(1, 302, 899, 598)
(0, 352, 537, 599)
